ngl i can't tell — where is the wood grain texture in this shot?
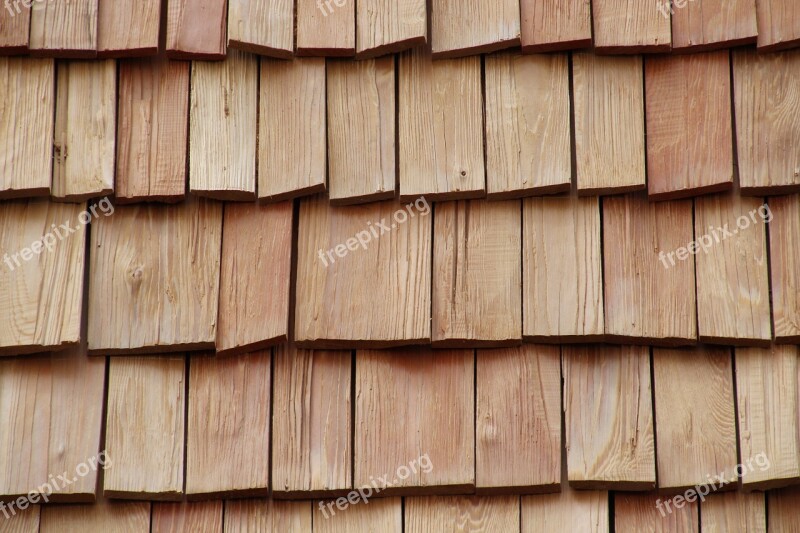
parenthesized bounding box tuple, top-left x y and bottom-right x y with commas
(258, 58, 326, 202)
(405, 496, 519, 532)
(432, 200, 521, 347)
(189, 50, 257, 200)
(0, 2, 31, 53)
(484, 52, 571, 198)
(615, 493, 698, 533)
(430, 0, 520, 58)
(0, 356, 51, 497)
(520, 0, 592, 52)
(756, 0, 800, 51)
(295, 197, 431, 348)
(694, 192, 772, 345)
(671, 0, 757, 50)
(653, 348, 738, 490)
(272, 346, 351, 497)
(104, 356, 185, 500)
(0, 201, 85, 355)
(733, 50, 800, 195)
(768, 487, 800, 531)
(476, 346, 560, 493)
(0, 326, 102, 503)
(701, 492, 766, 533)
(88, 200, 222, 355)
(522, 489, 609, 533)
(523, 195, 604, 341)
(166, 0, 226, 59)
(769, 195, 800, 342)
(116, 58, 189, 204)
(573, 53, 646, 194)
(40, 501, 150, 533)
(152, 501, 222, 533)
(48, 343, 106, 502)
(563, 345, 655, 490)
(735, 345, 800, 490)
(646, 52, 733, 200)
(29, 0, 97, 56)
(296, 0, 354, 56)
(217, 202, 292, 355)
(97, 0, 160, 56)
(399, 49, 484, 200)
(315, 497, 401, 532)
(356, 0, 426, 57)
(225, 500, 312, 532)
(591, 0, 671, 52)
(603, 195, 697, 345)
(355, 349, 474, 495)
(52, 60, 116, 201)
(1, 505, 40, 531)
(186, 352, 270, 498)
(327, 57, 395, 204)
(228, 0, 293, 57)
(0, 58, 54, 199)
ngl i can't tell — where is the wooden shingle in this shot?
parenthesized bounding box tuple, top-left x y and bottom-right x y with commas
(189, 50, 257, 200)
(603, 195, 696, 345)
(228, 0, 293, 58)
(523, 195, 604, 341)
(355, 349, 474, 495)
(591, 0, 670, 53)
(432, 200, 521, 347)
(653, 348, 738, 490)
(356, 0, 426, 57)
(53, 60, 116, 201)
(476, 346, 561, 493)
(671, 0, 757, 51)
(186, 352, 271, 497)
(573, 53, 646, 195)
(258, 58, 327, 201)
(405, 496, 519, 532)
(97, 0, 160, 56)
(295, 198, 431, 348)
(29, 0, 97, 56)
(272, 346, 352, 497)
(104, 356, 186, 500)
(563, 345, 655, 490)
(430, 0, 520, 58)
(327, 57, 395, 204)
(484, 52, 571, 198)
(217, 202, 292, 355)
(733, 50, 800, 195)
(519, 0, 592, 52)
(695, 192, 772, 345)
(116, 58, 188, 203)
(0, 58, 54, 199)
(1, 201, 86, 355)
(735, 345, 800, 490)
(399, 50, 484, 200)
(296, 0, 355, 56)
(645, 51, 734, 200)
(88, 200, 222, 355)
(166, 0, 227, 59)
(769, 195, 800, 342)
